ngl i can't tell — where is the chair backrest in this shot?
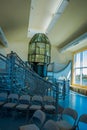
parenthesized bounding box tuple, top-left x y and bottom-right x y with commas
(32, 95, 43, 104)
(62, 107, 78, 120)
(19, 94, 30, 104)
(41, 120, 59, 130)
(43, 96, 55, 104)
(78, 114, 87, 124)
(32, 110, 46, 128)
(62, 107, 78, 126)
(76, 114, 87, 129)
(8, 93, 19, 102)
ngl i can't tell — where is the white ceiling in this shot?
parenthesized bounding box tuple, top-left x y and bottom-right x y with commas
(0, 0, 87, 52)
(28, 0, 68, 36)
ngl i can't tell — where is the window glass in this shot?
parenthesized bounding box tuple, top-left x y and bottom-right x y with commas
(74, 53, 80, 68)
(82, 68, 87, 86)
(73, 49, 87, 86)
(74, 69, 80, 84)
(83, 50, 87, 67)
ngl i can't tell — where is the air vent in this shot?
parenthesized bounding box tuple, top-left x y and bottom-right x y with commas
(0, 27, 8, 47)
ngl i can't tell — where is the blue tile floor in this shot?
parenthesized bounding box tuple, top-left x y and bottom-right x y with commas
(59, 90, 87, 130)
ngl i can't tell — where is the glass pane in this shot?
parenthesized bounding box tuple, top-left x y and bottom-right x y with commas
(39, 55, 44, 62)
(30, 43, 35, 53)
(31, 55, 35, 62)
(36, 46, 40, 54)
(35, 55, 39, 62)
(45, 56, 47, 63)
(36, 43, 45, 55)
(40, 48, 45, 54)
(74, 53, 80, 68)
(29, 55, 31, 62)
(83, 50, 87, 67)
(82, 68, 87, 86)
(37, 42, 45, 48)
(73, 49, 87, 86)
(35, 55, 44, 62)
(30, 49, 35, 54)
(74, 69, 80, 84)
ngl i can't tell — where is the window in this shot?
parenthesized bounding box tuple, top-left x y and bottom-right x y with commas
(73, 49, 87, 86)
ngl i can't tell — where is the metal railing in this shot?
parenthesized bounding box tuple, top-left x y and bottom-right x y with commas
(0, 51, 70, 114)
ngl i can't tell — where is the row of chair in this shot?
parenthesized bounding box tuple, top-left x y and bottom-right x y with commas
(0, 92, 87, 130)
(0, 92, 56, 119)
(19, 108, 87, 130)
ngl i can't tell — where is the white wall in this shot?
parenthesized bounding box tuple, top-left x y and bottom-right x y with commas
(0, 38, 30, 61)
(0, 40, 73, 71)
(51, 45, 73, 72)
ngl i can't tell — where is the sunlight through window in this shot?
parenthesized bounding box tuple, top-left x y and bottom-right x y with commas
(73, 50, 87, 86)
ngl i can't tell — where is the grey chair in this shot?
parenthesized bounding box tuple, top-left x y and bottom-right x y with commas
(76, 114, 87, 130)
(56, 107, 78, 130)
(15, 94, 30, 120)
(41, 120, 60, 130)
(19, 124, 40, 130)
(31, 109, 46, 128)
(3, 93, 19, 109)
(29, 95, 43, 111)
(43, 96, 56, 114)
(19, 110, 46, 130)
(3, 93, 19, 116)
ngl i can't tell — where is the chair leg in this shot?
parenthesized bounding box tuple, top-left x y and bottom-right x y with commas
(25, 109, 29, 122)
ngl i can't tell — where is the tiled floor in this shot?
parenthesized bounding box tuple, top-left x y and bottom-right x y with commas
(0, 90, 87, 130)
(0, 116, 27, 130)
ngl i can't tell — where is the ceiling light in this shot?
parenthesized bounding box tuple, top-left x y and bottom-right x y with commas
(59, 32, 87, 53)
(46, 0, 69, 34)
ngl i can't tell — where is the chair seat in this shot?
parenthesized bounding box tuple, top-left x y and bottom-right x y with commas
(0, 101, 5, 106)
(42, 120, 59, 130)
(56, 120, 72, 130)
(3, 102, 17, 108)
(16, 104, 29, 110)
(19, 124, 40, 130)
(29, 105, 42, 110)
(44, 105, 55, 110)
